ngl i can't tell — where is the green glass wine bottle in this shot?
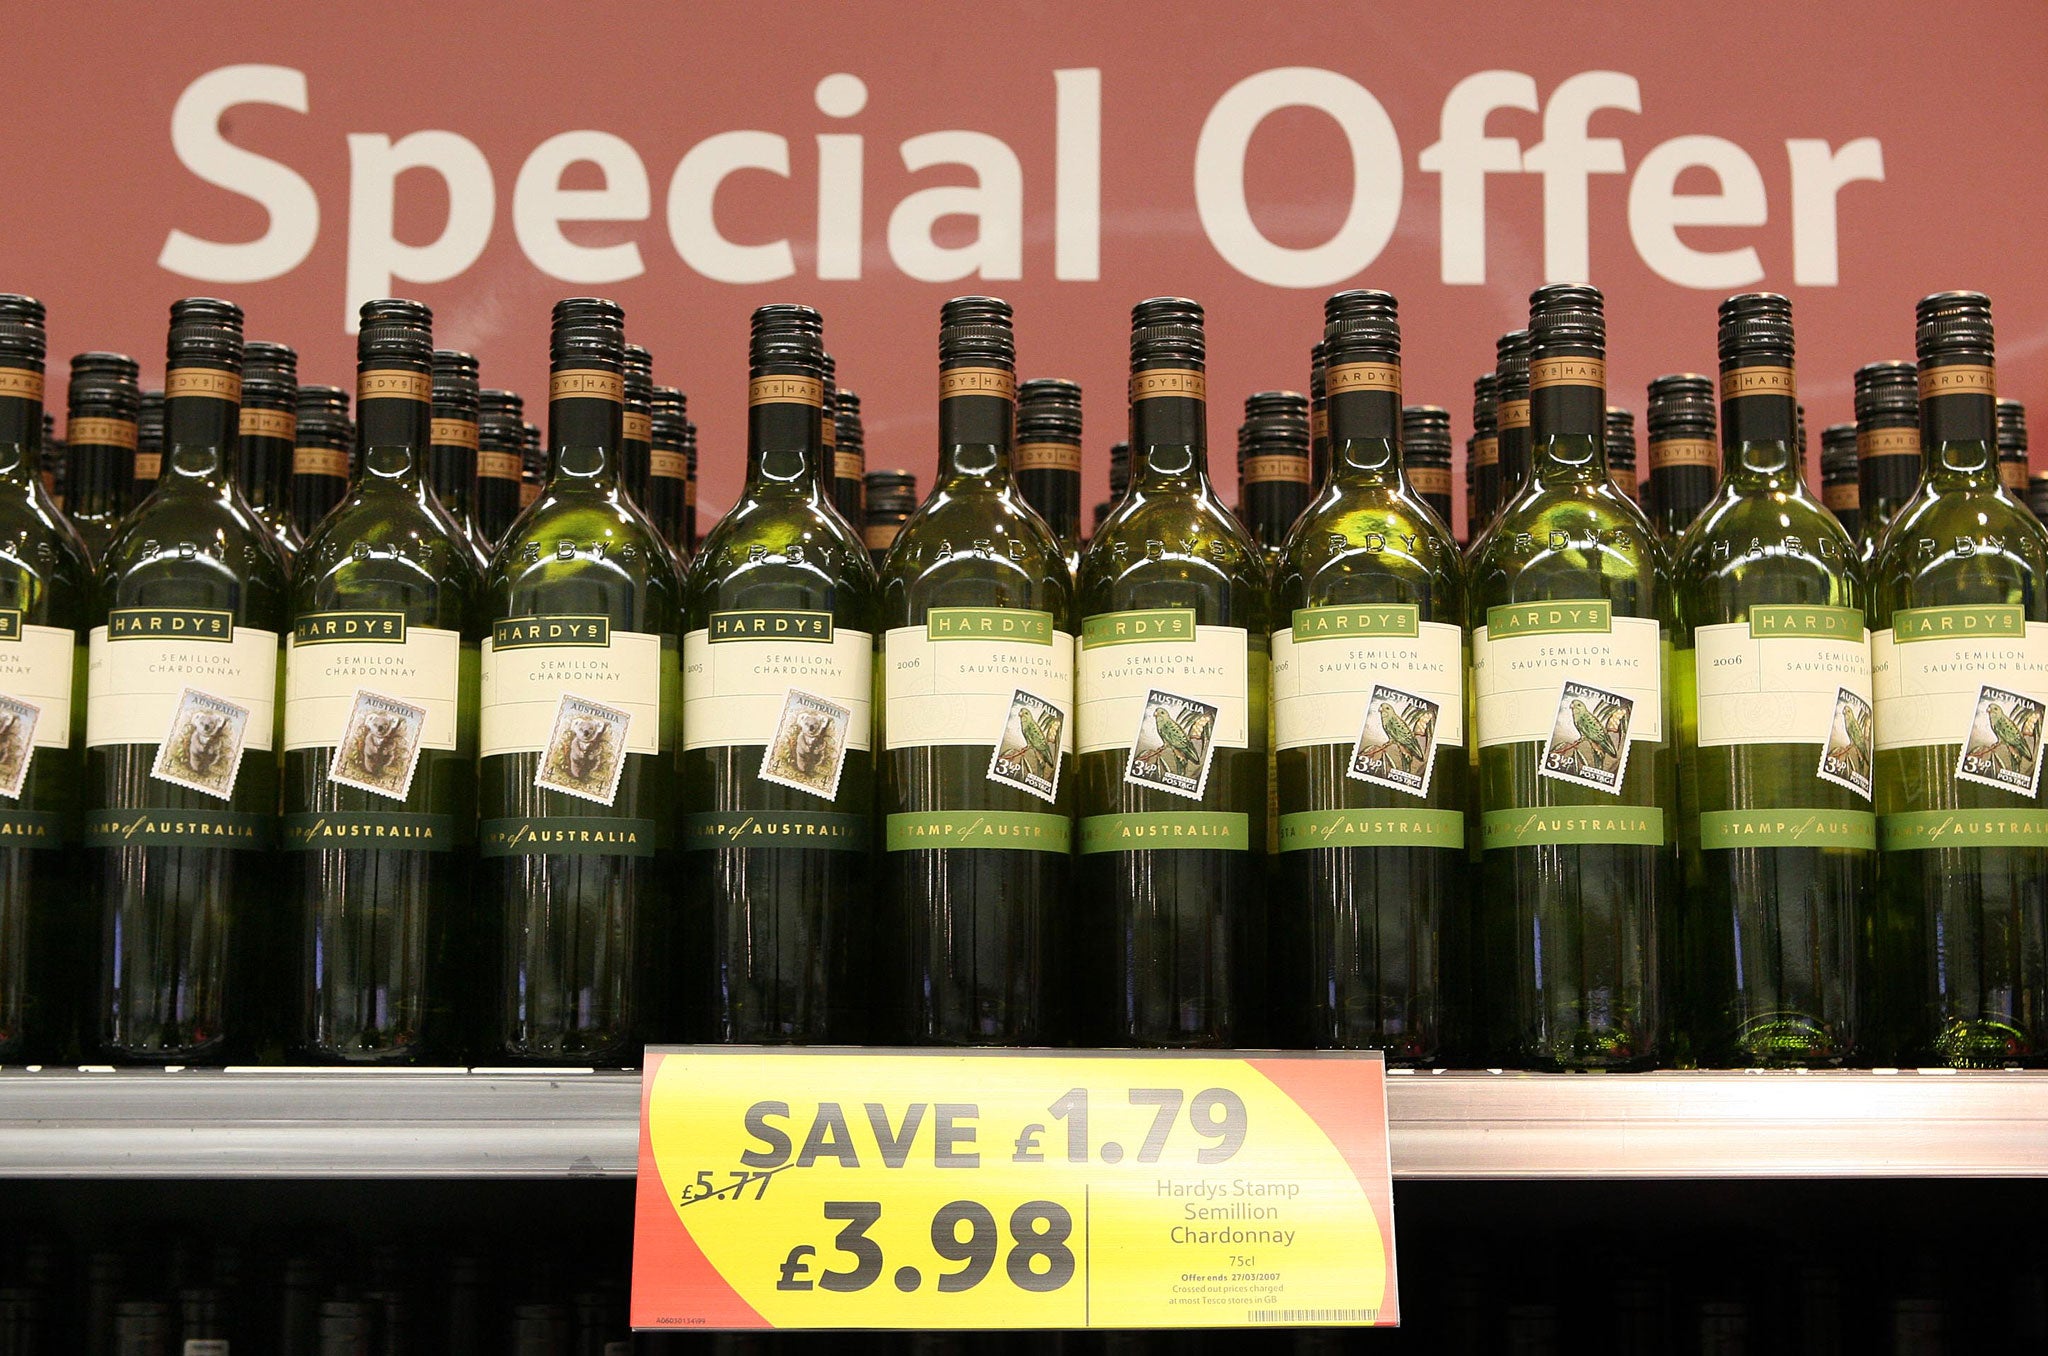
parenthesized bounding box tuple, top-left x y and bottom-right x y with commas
(0, 299, 91, 1066)
(863, 470, 916, 574)
(877, 297, 1072, 1046)
(1856, 360, 1921, 559)
(239, 341, 304, 563)
(1237, 391, 1313, 566)
(293, 384, 351, 539)
(1309, 341, 1330, 488)
(621, 343, 654, 514)
(479, 299, 681, 1065)
(682, 304, 876, 1043)
(474, 388, 525, 547)
(1400, 406, 1456, 529)
(1999, 398, 2031, 508)
(88, 298, 288, 1064)
(1469, 372, 1500, 532)
(1606, 406, 1640, 504)
(1872, 290, 2048, 1067)
(1015, 377, 1083, 562)
(682, 410, 700, 555)
(286, 299, 483, 1063)
(1470, 284, 1673, 1071)
(62, 352, 141, 567)
(824, 354, 864, 527)
(1076, 297, 1269, 1048)
(1645, 374, 1718, 541)
(133, 389, 163, 502)
(645, 385, 691, 557)
(1674, 293, 1870, 1068)
(520, 420, 543, 511)
(1272, 289, 1464, 1062)
(429, 349, 485, 559)
(1820, 424, 1862, 541)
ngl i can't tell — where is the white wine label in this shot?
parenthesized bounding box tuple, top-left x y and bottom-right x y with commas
(534, 692, 632, 806)
(882, 609, 1074, 753)
(87, 617, 279, 751)
(1955, 684, 2046, 796)
(1473, 603, 1663, 749)
(682, 616, 873, 753)
(325, 689, 429, 800)
(987, 688, 1066, 803)
(284, 617, 461, 754)
(1077, 610, 1249, 756)
(758, 688, 853, 800)
(1122, 688, 1220, 800)
(1271, 609, 1463, 755)
(480, 621, 665, 760)
(150, 688, 252, 800)
(1692, 608, 1872, 773)
(1872, 609, 2048, 772)
(0, 695, 39, 798)
(0, 621, 76, 761)
(1538, 680, 1636, 794)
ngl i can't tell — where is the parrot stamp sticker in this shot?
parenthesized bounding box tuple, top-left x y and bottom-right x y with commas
(0, 694, 40, 800)
(987, 688, 1065, 803)
(1539, 680, 1634, 795)
(1123, 688, 1219, 801)
(535, 693, 632, 807)
(328, 689, 428, 801)
(758, 688, 852, 801)
(151, 688, 251, 801)
(1347, 684, 1441, 797)
(1817, 687, 1875, 799)
(1956, 684, 2045, 796)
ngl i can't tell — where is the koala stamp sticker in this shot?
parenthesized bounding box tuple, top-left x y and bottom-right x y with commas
(151, 688, 251, 800)
(1539, 680, 1634, 795)
(759, 688, 852, 800)
(987, 688, 1065, 803)
(1123, 689, 1220, 801)
(1956, 684, 2046, 797)
(535, 694, 632, 807)
(0, 695, 40, 799)
(328, 689, 428, 801)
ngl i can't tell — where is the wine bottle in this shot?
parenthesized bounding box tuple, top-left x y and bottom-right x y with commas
(0, 298, 91, 1066)
(877, 297, 1072, 1045)
(1469, 284, 1673, 1070)
(239, 340, 304, 562)
(480, 299, 681, 1065)
(1469, 371, 1500, 532)
(134, 389, 163, 502)
(1606, 405, 1640, 503)
(1856, 360, 1920, 557)
(645, 384, 690, 556)
(620, 343, 654, 514)
(286, 300, 482, 1063)
(1872, 290, 2048, 1066)
(863, 469, 915, 573)
(89, 298, 287, 1064)
(1236, 391, 1312, 564)
(1645, 373, 1718, 541)
(1400, 405, 1455, 528)
(64, 352, 142, 566)
(1015, 377, 1083, 560)
(1272, 289, 1464, 1062)
(1309, 341, 1330, 487)
(2000, 399, 2031, 507)
(1075, 297, 1269, 1047)
(1674, 293, 1870, 1067)
(1821, 424, 1861, 540)
(473, 388, 525, 546)
(40, 414, 62, 509)
(824, 354, 864, 526)
(682, 304, 875, 1042)
(520, 421, 543, 509)
(682, 409, 700, 555)
(429, 348, 485, 558)
(292, 384, 351, 538)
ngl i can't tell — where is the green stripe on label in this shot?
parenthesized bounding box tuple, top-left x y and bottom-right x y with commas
(926, 607, 1055, 645)
(282, 812, 460, 852)
(0, 809, 65, 847)
(294, 611, 407, 645)
(682, 811, 870, 852)
(1881, 809, 2048, 850)
(1891, 605, 2025, 642)
(1485, 600, 1612, 639)
(1081, 608, 1196, 649)
(709, 610, 833, 643)
(886, 810, 1070, 852)
(1481, 806, 1665, 848)
(1700, 809, 1875, 850)
(1078, 811, 1251, 853)
(480, 816, 659, 857)
(1747, 605, 1863, 640)
(1289, 604, 1419, 640)
(492, 616, 611, 650)
(107, 607, 234, 642)
(86, 808, 272, 851)
(1278, 807, 1464, 851)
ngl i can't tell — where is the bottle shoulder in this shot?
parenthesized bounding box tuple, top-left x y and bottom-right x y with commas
(684, 495, 877, 630)
(98, 487, 289, 622)
(1872, 486, 2048, 619)
(881, 486, 1072, 626)
(1469, 484, 1672, 621)
(1673, 486, 1865, 624)
(1077, 486, 1270, 623)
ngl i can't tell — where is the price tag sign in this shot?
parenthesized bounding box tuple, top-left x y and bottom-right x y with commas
(630, 1048, 1397, 1331)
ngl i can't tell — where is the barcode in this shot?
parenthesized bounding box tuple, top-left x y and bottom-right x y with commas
(1249, 1309, 1378, 1323)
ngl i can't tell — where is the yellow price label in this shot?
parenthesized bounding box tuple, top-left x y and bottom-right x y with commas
(630, 1048, 1397, 1331)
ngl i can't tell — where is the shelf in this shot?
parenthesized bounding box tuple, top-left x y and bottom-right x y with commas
(2, 1068, 2046, 1180)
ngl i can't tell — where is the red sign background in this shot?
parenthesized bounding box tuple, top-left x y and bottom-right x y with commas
(3, 2, 2042, 534)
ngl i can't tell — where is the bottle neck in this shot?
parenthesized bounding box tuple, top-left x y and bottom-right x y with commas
(548, 375, 626, 494)
(1496, 396, 1531, 498)
(936, 369, 1015, 487)
(1129, 369, 1209, 487)
(1921, 364, 1998, 486)
(1527, 357, 1607, 483)
(1719, 372, 1801, 486)
(0, 392, 41, 487)
(356, 370, 433, 494)
(1326, 385, 1404, 487)
(163, 375, 240, 489)
(744, 375, 826, 498)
